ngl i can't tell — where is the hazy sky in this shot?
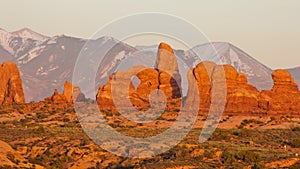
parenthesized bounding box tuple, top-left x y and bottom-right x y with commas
(1, 0, 300, 69)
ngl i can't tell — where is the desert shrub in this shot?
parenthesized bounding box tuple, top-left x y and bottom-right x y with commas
(36, 112, 48, 119)
(0, 165, 14, 169)
(28, 155, 46, 166)
(32, 125, 45, 134)
(0, 110, 8, 114)
(221, 150, 237, 164)
(44, 150, 52, 157)
(222, 150, 260, 165)
(290, 163, 300, 169)
(6, 153, 20, 164)
(12, 104, 25, 111)
(211, 130, 230, 141)
(66, 108, 74, 113)
(20, 118, 32, 125)
(46, 159, 64, 169)
(177, 146, 190, 158)
(102, 110, 113, 117)
(290, 138, 300, 148)
(232, 128, 250, 137)
(12, 120, 20, 126)
(237, 150, 260, 163)
(232, 131, 240, 136)
(50, 109, 59, 115)
(63, 117, 70, 122)
(251, 163, 266, 169)
(292, 127, 300, 132)
(239, 119, 263, 128)
(203, 149, 215, 158)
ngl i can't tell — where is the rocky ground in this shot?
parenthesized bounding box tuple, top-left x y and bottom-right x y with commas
(0, 102, 299, 169)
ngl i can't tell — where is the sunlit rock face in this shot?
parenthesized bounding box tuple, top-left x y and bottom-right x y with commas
(259, 70, 300, 114)
(96, 42, 182, 115)
(0, 62, 25, 105)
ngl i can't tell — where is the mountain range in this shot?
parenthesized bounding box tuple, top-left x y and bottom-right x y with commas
(0, 28, 298, 101)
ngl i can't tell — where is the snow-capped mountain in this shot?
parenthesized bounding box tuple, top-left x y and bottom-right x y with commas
(11, 28, 48, 42)
(0, 28, 137, 101)
(0, 28, 47, 61)
(186, 42, 274, 90)
(0, 28, 299, 101)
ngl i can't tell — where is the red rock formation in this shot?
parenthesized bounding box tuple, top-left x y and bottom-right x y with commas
(259, 70, 300, 114)
(62, 81, 86, 103)
(217, 65, 260, 114)
(0, 62, 25, 105)
(52, 89, 67, 103)
(96, 42, 181, 113)
(193, 61, 216, 112)
(186, 63, 260, 115)
(73, 86, 86, 102)
(63, 81, 73, 103)
(97, 42, 300, 117)
(154, 42, 181, 99)
(97, 74, 115, 110)
(44, 89, 67, 103)
(45, 81, 85, 103)
(272, 69, 298, 92)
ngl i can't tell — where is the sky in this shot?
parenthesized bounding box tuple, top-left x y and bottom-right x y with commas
(1, 0, 300, 69)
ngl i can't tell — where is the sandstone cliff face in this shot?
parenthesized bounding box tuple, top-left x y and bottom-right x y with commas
(96, 42, 181, 112)
(221, 65, 260, 114)
(193, 62, 216, 112)
(0, 62, 25, 105)
(96, 42, 300, 116)
(63, 81, 73, 103)
(63, 81, 86, 103)
(259, 70, 300, 114)
(185, 62, 260, 115)
(154, 42, 181, 99)
(189, 65, 300, 115)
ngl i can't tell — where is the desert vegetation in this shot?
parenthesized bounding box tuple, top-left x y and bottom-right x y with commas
(0, 101, 299, 168)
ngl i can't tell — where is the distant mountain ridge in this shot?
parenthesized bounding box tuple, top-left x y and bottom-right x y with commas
(11, 28, 48, 41)
(0, 28, 137, 101)
(188, 42, 274, 90)
(287, 67, 300, 88)
(0, 27, 298, 101)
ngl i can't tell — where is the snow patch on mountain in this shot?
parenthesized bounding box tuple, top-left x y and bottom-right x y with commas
(11, 28, 48, 41)
(97, 36, 115, 45)
(0, 29, 14, 54)
(17, 45, 46, 64)
(99, 50, 126, 79)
